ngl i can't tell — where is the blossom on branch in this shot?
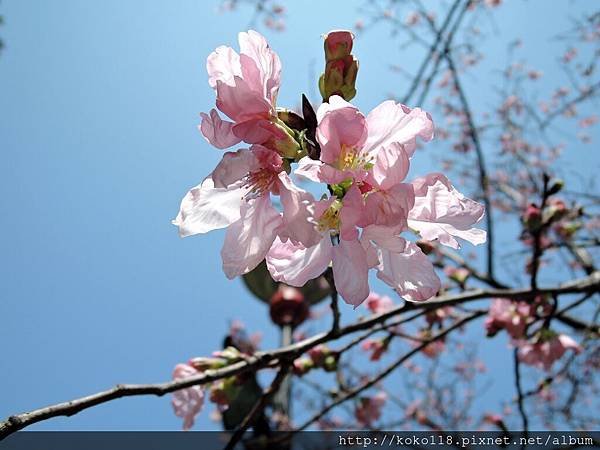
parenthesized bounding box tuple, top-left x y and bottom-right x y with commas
(175, 29, 486, 309)
(171, 363, 205, 430)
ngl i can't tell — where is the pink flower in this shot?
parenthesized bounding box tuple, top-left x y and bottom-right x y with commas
(173, 144, 319, 279)
(297, 96, 433, 187)
(518, 333, 582, 371)
(419, 335, 445, 358)
(171, 363, 205, 430)
(361, 338, 388, 361)
(408, 173, 486, 249)
(485, 298, 532, 339)
(267, 96, 442, 307)
(355, 392, 387, 426)
(425, 306, 453, 325)
(200, 30, 299, 155)
(365, 292, 395, 314)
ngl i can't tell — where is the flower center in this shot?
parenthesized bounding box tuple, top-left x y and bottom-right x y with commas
(337, 144, 373, 171)
(317, 200, 342, 233)
(244, 169, 278, 199)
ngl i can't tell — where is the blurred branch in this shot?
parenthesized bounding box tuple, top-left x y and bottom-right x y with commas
(401, 0, 464, 104)
(1, 271, 598, 439)
(540, 81, 600, 129)
(224, 364, 290, 450)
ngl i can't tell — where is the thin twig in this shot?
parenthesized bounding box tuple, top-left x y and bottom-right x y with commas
(224, 364, 290, 450)
(1, 271, 598, 440)
(276, 312, 485, 440)
(445, 50, 496, 280)
(513, 349, 529, 436)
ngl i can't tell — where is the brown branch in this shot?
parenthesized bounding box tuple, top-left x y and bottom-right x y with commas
(445, 49, 496, 280)
(513, 349, 529, 436)
(224, 364, 290, 450)
(278, 311, 485, 438)
(324, 267, 340, 335)
(1, 271, 598, 440)
(401, 0, 464, 104)
(530, 174, 551, 290)
(415, 1, 497, 280)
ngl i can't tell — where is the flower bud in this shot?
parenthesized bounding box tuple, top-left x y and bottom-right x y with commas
(212, 346, 241, 362)
(292, 357, 313, 376)
(308, 344, 330, 366)
(324, 30, 354, 60)
(189, 356, 227, 371)
(444, 266, 470, 285)
(523, 203, 542, 232)
(546, 178, 564, 196)
(322, 354, 338, 372)
(320, 30, 359, 101)
(266, 119, 303, 159)
(544, 198, 568, 223)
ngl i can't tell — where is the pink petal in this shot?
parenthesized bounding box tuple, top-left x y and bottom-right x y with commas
(376, 241, 440, 302)
(266, 236, 332, 286)
(221, 194, 282, 279)
(199, 109, 242, 149)
(339, 184, 363, 241)
(408, 173, 486, 249)
(557, 334, 582, 354)
(367, 142, 410, 190)
(215, 78, 272, 123)
(173, 176, 247, 237)
(232, 118, 285, 144)
(364, 100, 434, 157)
(238, 30, 282, 104)
(207, 45, 241, 89)
(171, 363, 204, 431)
(362, 183, 415, 230)
(361, 225, 407, 252)
(295, 156, 356, 185)
(316, 96, 368, 165)
(278, 172, 322, 247)
(332, 239, 370, 307)
(212, 149, 258, 188)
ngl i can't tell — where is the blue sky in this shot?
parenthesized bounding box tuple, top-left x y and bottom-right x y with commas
(1, 0, 598, 432)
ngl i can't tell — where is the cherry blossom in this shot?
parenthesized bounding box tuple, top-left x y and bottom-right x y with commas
(355, 392, 387, 426)
(518, 333, 582, 371)
(485, 298, 532, 339)
(200, 30, 299, 155)
(171, 363, 205, 430)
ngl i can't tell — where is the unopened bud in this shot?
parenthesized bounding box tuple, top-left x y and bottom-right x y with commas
(546, 179, 564, 196)
(320, 30, 359, 101)
(323, 354, 338, 372)
(444, 266, 470, 285)
(189, 356, 227, 371)
(324, 30, 354, 60)
(544, 198, 568, 223)
(266, 120, 303, 159)
(523, 203, 542, 232)
(292, 357, 313, 376)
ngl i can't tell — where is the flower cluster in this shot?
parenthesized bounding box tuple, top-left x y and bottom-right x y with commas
(484, 297, 582, 371)
(174, 30, 486, 307)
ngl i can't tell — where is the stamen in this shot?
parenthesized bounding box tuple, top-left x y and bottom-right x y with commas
(317, 200, 342, 232)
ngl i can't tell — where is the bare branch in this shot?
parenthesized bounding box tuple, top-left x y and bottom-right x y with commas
(1, 271, 598, 440)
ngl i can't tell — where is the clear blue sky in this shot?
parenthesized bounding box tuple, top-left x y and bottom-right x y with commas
(1, 0, 598, 431)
